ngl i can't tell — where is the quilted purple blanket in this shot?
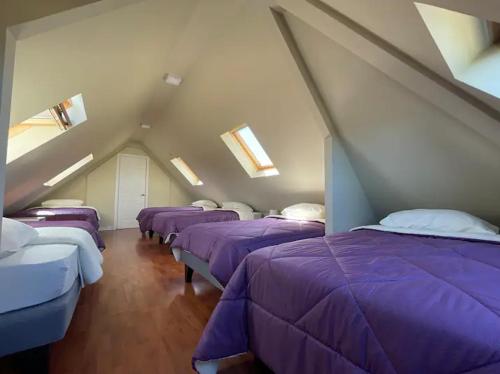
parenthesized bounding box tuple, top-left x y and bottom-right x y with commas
(194, 229, 500, 373)
(152, 210, 239, 239)
(171, 217, 325, 286)
(26, 220, 105, 250)
(136, 206, 202, 233)
(11, 207, 100, 230)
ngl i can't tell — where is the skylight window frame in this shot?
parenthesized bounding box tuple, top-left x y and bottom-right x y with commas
(230, 126, 275, 172)
(170, 157, 204, 186)
(221, 124, 279, 179)
(43, 154, 94, 187)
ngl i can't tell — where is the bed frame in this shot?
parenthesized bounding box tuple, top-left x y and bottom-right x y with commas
(0, 278, 81, 364)
(171, 247, 224, 291)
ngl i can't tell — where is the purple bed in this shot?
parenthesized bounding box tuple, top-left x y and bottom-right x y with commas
(136, 206, 203, 235)
(25, 220, 105, 250)
(194, 229, 500, 373)
(172, 217, 325, 287)
(152, 210, 240, 243)
(10, 207, 100, 230)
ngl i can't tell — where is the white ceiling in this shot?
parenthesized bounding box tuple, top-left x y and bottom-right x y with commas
(4, 0, 500, 220)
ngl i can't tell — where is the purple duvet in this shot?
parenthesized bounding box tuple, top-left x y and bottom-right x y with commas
(11, 207, 100, 230)
(172, 217, 325, 286)
(152, 210, 239, 240)
(136, 206, 202, 233)
(195, 229, 500, 373)
(26, 220, 105, 250)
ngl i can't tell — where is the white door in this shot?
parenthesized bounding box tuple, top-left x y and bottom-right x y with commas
(115, 154, 149, 229)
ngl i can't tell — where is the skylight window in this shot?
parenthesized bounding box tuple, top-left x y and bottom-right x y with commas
(170, 157, 204, 186)
(44, 154, 94, 187)
(415, 3, 500, 98)
(7, 93, 87, 163)
(221, 124, 279, 178)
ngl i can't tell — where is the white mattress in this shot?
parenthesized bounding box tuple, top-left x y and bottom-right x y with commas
(0, 243, 79, 314)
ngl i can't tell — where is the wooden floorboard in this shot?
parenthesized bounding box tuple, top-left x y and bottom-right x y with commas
(0, 229, 270, 374)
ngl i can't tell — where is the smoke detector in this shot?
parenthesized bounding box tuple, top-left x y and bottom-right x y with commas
(140, 123, 151, 129)
(164, 73, 183, 86)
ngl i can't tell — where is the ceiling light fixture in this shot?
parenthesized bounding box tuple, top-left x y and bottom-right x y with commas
(164, 73, 183, 86)
(140, 123, 151, 129)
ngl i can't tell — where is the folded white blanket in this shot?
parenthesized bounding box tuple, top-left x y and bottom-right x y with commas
(30, 227, 103, 285)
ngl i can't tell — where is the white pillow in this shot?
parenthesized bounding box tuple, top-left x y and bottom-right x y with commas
(380, 209, 499, 235)
(0, 218, 39, 257)
(192, 200, 218, 209)
(221, 202, 253, 212)
(282, 203, 325, 220)
(42, 199, 84, 207)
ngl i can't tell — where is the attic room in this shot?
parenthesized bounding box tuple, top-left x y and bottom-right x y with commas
(1, 0, 500, 373)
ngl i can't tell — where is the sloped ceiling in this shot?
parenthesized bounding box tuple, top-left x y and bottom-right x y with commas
(4, 0, 275, 212)
(136, 1, 327, 212)
(5, 0, 500, 222)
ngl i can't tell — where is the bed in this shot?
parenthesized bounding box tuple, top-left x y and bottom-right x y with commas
(0, 224, 103, 358)
(136, 206, 204, 237)
(24, 220, 105, 250)
(152, 209, 248, 244)
(10, 206, 100, 231)
(171, 216, 325, 289)
(193, 223, 500, 373)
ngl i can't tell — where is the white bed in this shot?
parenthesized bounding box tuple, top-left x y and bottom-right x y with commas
(0, 243, 79, 314)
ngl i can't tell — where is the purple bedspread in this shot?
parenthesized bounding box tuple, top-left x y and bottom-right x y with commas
(152, 210, 239, 239)
(136, 206, 202, 233)
(11, 207, 100, 230)
(172, 217, 325, 286)
(26, 220, 105, 250)
(195, 229, 500, 373)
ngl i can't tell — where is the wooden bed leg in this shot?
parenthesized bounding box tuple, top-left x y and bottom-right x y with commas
(159, 236, 164, 245)
(185, 265, 194, 283)
(148, 230, 154, 239)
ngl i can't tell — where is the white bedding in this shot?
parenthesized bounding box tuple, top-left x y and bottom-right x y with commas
(0, 243, 79, 314)
(352, 225, 500, 243)
(31, 227, 104, 285)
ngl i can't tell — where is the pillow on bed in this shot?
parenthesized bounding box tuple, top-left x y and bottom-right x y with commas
(380, 209, 499, 235)
(221, 202, 253, 212)
(192, 200, 218, 209)
(0, 218, 39, 257)
(282, 203, 325, 220)
(42, 199, 84, 207)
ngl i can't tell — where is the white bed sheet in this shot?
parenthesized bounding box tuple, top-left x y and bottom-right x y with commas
(352, 225, 500, 243)
(0, 243, 79, 314)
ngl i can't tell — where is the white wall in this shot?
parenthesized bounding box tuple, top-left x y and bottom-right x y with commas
(288, 14, 500, 225)
(141, 1, 326, 213)
(39, 145, 193, 229)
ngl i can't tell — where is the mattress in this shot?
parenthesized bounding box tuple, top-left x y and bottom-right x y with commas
(0, 243, 79, 314)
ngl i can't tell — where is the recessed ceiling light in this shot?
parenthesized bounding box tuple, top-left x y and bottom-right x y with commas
(164, 73, 183, 86)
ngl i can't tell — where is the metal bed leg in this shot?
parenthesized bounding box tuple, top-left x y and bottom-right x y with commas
(185, 265, 194, 283)
(159, 236, 164, 245)
(148, 230, 154, 239)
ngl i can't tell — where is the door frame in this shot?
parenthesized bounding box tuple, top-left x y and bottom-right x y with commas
(114, 153, 150, 230)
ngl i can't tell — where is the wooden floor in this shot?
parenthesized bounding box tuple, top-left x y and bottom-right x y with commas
(0, 229, 270, 374)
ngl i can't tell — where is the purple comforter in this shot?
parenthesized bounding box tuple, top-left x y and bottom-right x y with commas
(136, 206, 202, 233)
(10, 207, 100, 230)
(152, 210, 239, 240)
(195, 229, 500, 373)
(26, 220, 105, 250)
(172, 217, 325, 286)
